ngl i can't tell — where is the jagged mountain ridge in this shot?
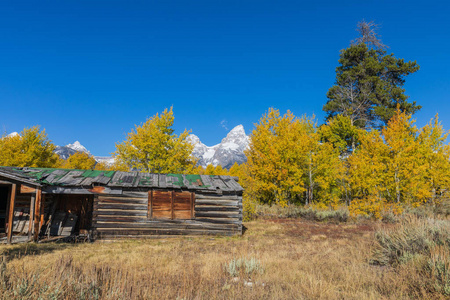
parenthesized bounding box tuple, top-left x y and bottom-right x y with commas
(8, 125, 250, 168)
(188, 125, 249, 168)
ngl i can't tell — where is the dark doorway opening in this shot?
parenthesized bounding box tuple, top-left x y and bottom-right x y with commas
(45, 194, 94, 238)
(0, 186, 10, 234)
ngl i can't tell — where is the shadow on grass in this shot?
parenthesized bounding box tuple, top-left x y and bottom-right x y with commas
(242, 224, 248, 235)
(0, 242, 77, 261)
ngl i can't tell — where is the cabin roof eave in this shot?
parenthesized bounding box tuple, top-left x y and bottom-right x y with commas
(0, 172, 42, 187)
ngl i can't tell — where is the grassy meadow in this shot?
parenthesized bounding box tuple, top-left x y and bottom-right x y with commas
(1, 206, 450, 299)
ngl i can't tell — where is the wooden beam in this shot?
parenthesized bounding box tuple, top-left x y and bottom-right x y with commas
(39, 194, 45, 233)
(148, 190, 152, 219)
(44, 186, 122, 195)
(7, 184, 16, 244)
(191, 192, 195, 219)
(33, 188, 42, 242)
(171, 191, 174, 220)
(20, 184, 36, 194)
(28, 195, 35, 241)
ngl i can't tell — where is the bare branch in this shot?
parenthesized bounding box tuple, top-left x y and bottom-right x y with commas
(352, 20, 388, 50)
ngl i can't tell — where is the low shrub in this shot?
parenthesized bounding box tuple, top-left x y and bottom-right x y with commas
(372, 217, 450, 266)
(371, 216, 450, 296)
(224, 257, 264, 278)
(255, 204, 349, 223)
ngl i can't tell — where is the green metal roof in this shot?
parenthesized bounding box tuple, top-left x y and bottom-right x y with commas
(0, 167, 243, 192)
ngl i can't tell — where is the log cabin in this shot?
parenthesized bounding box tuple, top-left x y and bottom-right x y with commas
(0, 167, 243, 243)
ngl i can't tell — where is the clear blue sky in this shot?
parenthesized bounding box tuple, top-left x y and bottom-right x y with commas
(1, 1, 449, 155)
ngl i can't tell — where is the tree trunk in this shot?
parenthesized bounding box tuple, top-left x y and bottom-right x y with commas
(308, 155, 314, 204)
(395, 169, 400, 203)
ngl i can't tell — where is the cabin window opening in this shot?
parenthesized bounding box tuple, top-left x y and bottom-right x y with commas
(148, 190, 194, 220)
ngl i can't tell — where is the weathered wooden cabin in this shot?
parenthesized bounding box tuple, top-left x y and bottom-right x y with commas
(0, 167, 243, 243)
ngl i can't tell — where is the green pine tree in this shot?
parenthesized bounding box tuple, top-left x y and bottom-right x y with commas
(324, 20, 420, 129)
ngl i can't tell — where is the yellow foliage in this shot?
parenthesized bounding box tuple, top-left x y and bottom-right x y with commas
(417, 114, 450, 203)
(204, 164, 215, 175)
(113, 107, 196, 173)
(244, 108, 304, 206)
(244, 107, 450, 216)
(349, 196, 403, 219)
(319, 114, 361, 153)
(214, 165, 229, 176)
(202, 164, 229, 175)
(108, 160, 130, 172)
(93, 161, 112, 171)
(228, 162, 241, 177)
(63, 152, 97, 170)
(0, 126, 61, 168)
(242, 193, 257, 221)
(348, 130, 388, 200)
(194, 165, 205, 175)
(348, 109, 439, 210)
(244, 108, 344, 206)
(382, 109, 429, 205)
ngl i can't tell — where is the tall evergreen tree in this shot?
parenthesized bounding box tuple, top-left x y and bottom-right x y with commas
(323, 21, 420, 129)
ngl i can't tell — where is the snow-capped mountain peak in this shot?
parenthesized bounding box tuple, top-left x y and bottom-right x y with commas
(55, 141, 89, 160)
(221, 125, 249, 146)
(66, 141, 89, 153)
(188, 125, 249, 168)
(228, 124, 245, 135)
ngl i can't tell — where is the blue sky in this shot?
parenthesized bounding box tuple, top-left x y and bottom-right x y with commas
(0, 1, 449, 155)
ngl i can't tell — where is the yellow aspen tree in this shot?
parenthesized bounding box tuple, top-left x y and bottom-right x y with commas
(297, 118, 346, 207)
(245, 108, 281, 205)
(319, 114, 361, 153)
(94, 161, 115, 171)
(347, 130, 391, 217)
(382, 110, 427, 205)
(108, 160, 130, 172)
(319, 115, 362, 205)
(194, 165, 205, 175)
(313, 142, 346, 207)
(213, 165, 228, 176)
(246, 108, 345, 207)
(418, 115, 450, 203)
(348, 130, 388, 198)
(245, 108, 308, 206)
(0, 126, 61, 168)
(204, 164, 215, 175)
(228, 162, 241, 177)
(64, 152, 97, 170)
(114, 107, 196, 173)
(275, 114, 309, 204)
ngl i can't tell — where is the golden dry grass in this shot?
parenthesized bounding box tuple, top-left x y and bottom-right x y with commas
(0, 219, 443, 299)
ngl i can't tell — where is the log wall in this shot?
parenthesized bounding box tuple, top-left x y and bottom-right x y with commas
(92, 190, 242, 239)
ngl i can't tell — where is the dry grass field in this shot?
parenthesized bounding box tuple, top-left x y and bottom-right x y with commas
(0, 217, 447, 299)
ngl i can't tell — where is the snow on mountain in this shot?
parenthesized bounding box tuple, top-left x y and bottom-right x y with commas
(94, 156, 116, 166)
(188, 134, 218, 167)
(66, 141, 89, 153)
(1, 132, 20, 139)
(55, 141, 117, 166)
(6, 132, 19, 138)
(188, 125, 249, 168)
(55, 141, 90, 160)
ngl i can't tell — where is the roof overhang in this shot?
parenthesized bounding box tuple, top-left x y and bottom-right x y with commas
(0, 171, 42, 187)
